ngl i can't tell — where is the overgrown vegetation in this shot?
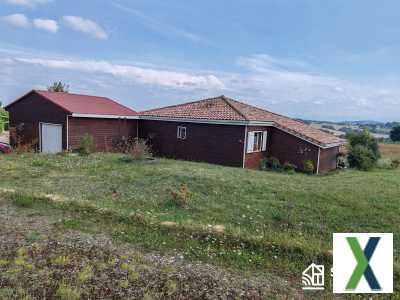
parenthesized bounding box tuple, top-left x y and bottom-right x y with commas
(9, 125, 38, 153)
(261, 157, 297, 174)
(47, 81, 69, 93)
(347, 130, 380, 170)
(302, 160, 314, 174)
(391, 125, 400, 142)
(78, 133, 95, 155)
(0, 106, 8, 134)
(169, 184, 192, 209)
(113, 137, 152, 160)
(129, 138, 152, 160)
(0, 152, 399, 296)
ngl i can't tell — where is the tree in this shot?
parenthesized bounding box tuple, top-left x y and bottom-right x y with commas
(347, 145, 377, 171)
(390, 126, 400, 142)
(0, 108, 8, 134)
(48, 81, 69, 93)
(347, 130, 380, 158)
(346, 130, 380, 170)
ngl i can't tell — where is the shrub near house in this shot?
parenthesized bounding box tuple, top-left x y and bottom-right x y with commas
(347, 131, 380, 170)
(0, 107, 8, 134)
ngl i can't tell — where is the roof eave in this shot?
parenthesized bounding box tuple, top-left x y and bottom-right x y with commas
(4, 90, 36, 110)
(72, 113, 139, 119)
(4, 90, 73, 114)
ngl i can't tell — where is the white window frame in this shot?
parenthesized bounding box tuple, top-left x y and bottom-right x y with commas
(247, 130, 268, 153)
(177, 126, 187, 140)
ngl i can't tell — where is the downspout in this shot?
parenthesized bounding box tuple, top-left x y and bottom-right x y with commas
(242, 125, 247, 168)
(136, 117, 139, 139)
(66, 115, 69, 150)
(316, 147, 321, 175)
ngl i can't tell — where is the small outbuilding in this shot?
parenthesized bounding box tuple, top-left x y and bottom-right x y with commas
(5, 90, 138, 153)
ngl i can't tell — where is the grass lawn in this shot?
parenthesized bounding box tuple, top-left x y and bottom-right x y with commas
(0, 152, 399, 298)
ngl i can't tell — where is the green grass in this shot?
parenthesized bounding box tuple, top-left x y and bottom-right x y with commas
(0, 153, 399, 291)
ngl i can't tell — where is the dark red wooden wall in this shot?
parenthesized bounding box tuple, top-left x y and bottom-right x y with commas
(68, 117, 138, 151)
(139, 120, 245, 167)
(6, 92, 68, 149)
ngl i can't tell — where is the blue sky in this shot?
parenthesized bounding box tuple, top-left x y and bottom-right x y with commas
(0, 0, 399, 121)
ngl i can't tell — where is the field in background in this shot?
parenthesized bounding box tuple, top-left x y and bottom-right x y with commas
(380, 143, 400, 160)
(0, 153, 399, 297)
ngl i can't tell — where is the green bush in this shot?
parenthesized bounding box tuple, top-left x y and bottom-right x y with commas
(391, 159, 400, 169)
(390, 125, 400, 142)
(260, 158, 268, 170)
(267, 157, 281, 170)
(302, 160, 314, 174)
(347, 145, 376, 171)
(337, 152, 347, 169)
(347, 131, 380, 170)
(377, 158, 393, 170)
(78, 133, 95, 155)
(282, 162, 296, 173)
(0, 108, 8, 134)
(347, 130, 380, 159)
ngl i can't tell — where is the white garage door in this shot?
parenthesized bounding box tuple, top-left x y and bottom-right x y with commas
(41, 123, 62, 153)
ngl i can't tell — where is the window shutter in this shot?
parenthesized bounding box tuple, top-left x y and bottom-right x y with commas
(247, 132, 254, 153)
(262, 131, 268, 151)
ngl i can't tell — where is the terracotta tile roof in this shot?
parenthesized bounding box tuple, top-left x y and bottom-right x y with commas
(141, 96, 246, 121)
(141, 96, 344, 147)
(8, 90, 138, 117)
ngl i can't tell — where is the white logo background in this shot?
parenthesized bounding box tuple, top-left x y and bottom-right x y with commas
(333, 233, 393, 294)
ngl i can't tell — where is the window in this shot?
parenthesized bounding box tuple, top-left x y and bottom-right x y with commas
(253, 132, 263, 152)
(177, 126, 187, 140)
(247, 131, 268, 153)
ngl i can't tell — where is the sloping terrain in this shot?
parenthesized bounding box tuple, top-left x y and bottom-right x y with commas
(0, 153, 399, 298)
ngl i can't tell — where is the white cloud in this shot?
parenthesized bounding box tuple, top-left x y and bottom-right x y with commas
(4, 0, 51, 7)
(112, 2, 209, 44)
(0, 46, 398, 121)
(228, 54, 400, 120)
(63, 16, 108, 40)
(238, 54, 312, 73)
(1, 14, 29, 28)
(13, 57, 225, 90)
(33, 18, 58, 33)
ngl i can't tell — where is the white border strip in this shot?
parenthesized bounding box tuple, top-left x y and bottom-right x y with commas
(66, 116, 69, 150)
(242, 125, 247, 168)
(139, 116, 274, 126)
(72, 113, 139, 119)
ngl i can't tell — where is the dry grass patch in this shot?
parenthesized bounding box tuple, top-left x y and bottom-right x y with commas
(380, 143, 400, 159)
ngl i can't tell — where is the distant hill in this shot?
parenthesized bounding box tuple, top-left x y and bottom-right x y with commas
(299, 119, 395, 141)
(300, 119, 398, 129)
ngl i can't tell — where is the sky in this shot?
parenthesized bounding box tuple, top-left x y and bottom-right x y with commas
(0, 0, 399, 121)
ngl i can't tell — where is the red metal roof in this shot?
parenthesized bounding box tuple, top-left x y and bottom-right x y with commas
(141, 96, 344, 147)
(8, 90, 138, 117)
